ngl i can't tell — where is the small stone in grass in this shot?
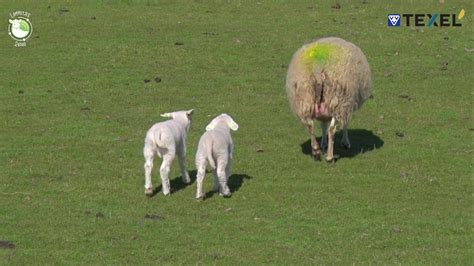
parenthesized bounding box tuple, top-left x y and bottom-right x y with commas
(395, 131, 404, 138)
(96, 212, 105, 218)
(144, 214, 162, 220)
(154, 76, 162, 83)
(398, 94, 411, 100)
(144, 79, 151, 83)
(440, 61, 449, 71)
(0, 241, 15, 249)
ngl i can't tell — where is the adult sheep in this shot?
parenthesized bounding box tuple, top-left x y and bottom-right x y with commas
(286, 37, 372, 161)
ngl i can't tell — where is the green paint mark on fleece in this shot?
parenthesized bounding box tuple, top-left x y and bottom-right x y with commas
(302, 43, 340, 67)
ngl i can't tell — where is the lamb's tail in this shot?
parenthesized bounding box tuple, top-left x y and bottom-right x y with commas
(152, 130, 168, 158)
(206, 142, 216, 169)
(154, 130, 166, 147)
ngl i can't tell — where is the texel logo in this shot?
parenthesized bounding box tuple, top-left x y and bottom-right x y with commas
(388, 14, 401, 27)
(8, 11, 32, 47)
(388, 9, 465, 28)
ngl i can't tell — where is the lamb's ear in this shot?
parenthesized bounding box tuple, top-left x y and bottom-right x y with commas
(205, 118, 218, 131)
(186, 109, 194, 117)
(160, 112, 173, 118)
(9, 19, 13, 24)
(228, 119, 239, 131)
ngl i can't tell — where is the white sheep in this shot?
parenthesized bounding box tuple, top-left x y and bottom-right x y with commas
(143, 109, 194, 196)
(286, 37, 372, 161)
(195, 114, 239, 200)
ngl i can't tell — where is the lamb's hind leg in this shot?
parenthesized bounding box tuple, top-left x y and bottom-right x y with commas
(320, 121, 328, 151)
(341, 125, 351, 149)
(308, 122, 321, 160)
(143, 144, 155, 197)
(195, 160, 206, 200)
(326, 117, 337, 162)
(159, 153, 174, 196)
(217, 160, 231, 197)
(177, 147, 191, 184)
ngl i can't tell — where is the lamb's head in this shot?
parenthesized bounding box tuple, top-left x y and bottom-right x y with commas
(9, 19, 21, 29)
(160, 109, 194, 128)
(206, 113, 239, 131)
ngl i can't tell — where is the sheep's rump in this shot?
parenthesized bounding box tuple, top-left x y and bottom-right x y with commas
(286, 37, 372, 126)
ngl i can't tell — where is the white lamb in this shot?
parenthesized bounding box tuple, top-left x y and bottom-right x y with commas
(143, 109, 194, 196)
(195, 114, 239, 200)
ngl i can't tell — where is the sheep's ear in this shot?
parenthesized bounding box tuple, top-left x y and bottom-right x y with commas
(160, 112, 173, 118)
(228, 120, 239, 131)
(9, 19, 13, 24)
(186, 109, 194, 117)
(205, 119, 217, 131)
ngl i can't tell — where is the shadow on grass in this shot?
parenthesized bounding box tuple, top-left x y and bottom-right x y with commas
(301, 129, 384, 159)
(150, 170, 197, 197)
(205, 174, 253, 199)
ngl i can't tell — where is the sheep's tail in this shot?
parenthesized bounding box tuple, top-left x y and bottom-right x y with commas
(207, 142, 216, 169)
(154, 130, 166, 147)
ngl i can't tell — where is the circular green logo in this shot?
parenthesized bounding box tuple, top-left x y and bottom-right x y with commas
(8, 17, 32, 41)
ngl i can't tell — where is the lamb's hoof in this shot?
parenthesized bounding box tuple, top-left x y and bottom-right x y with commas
(182, 178, 191, 184)
(312, 150, 322, 161)
(196, 196, 204, 202)
(163, 191, 171, 196)
(341, 142, 351, 149)
(326, 156, 335, 163)
(145, 188, 154, 197)
(219, 192, 232, 198)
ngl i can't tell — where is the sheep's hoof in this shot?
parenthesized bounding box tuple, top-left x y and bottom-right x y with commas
(145, 188, 154, 197)
(341, 142, 351, 149)
(220, 192, 232, 198)
(326, 156, 336, 163)
(163, 191, 171, 196)
(312, 150, 322, 161)
(182, 173, 191, 184)
(196, 196, 204, 202)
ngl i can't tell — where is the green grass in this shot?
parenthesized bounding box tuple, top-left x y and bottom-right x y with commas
(1, 0, 472, 264)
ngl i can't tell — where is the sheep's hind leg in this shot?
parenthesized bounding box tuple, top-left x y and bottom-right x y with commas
(212, 169, 219, 192)
(308, 123, 321, 160)
(341, 125, 351, 149)
(195, 161, 206, 200)
(326, 117, 337, 162)
(143, 145, 155, 197)
(159, 154, 174, 196)
(177, 148, 191, 184)
(217, 161, 231, 197)
(320, 121, 328, 151)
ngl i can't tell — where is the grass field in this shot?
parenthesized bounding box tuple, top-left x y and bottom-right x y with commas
(1, 0, 472, 264)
